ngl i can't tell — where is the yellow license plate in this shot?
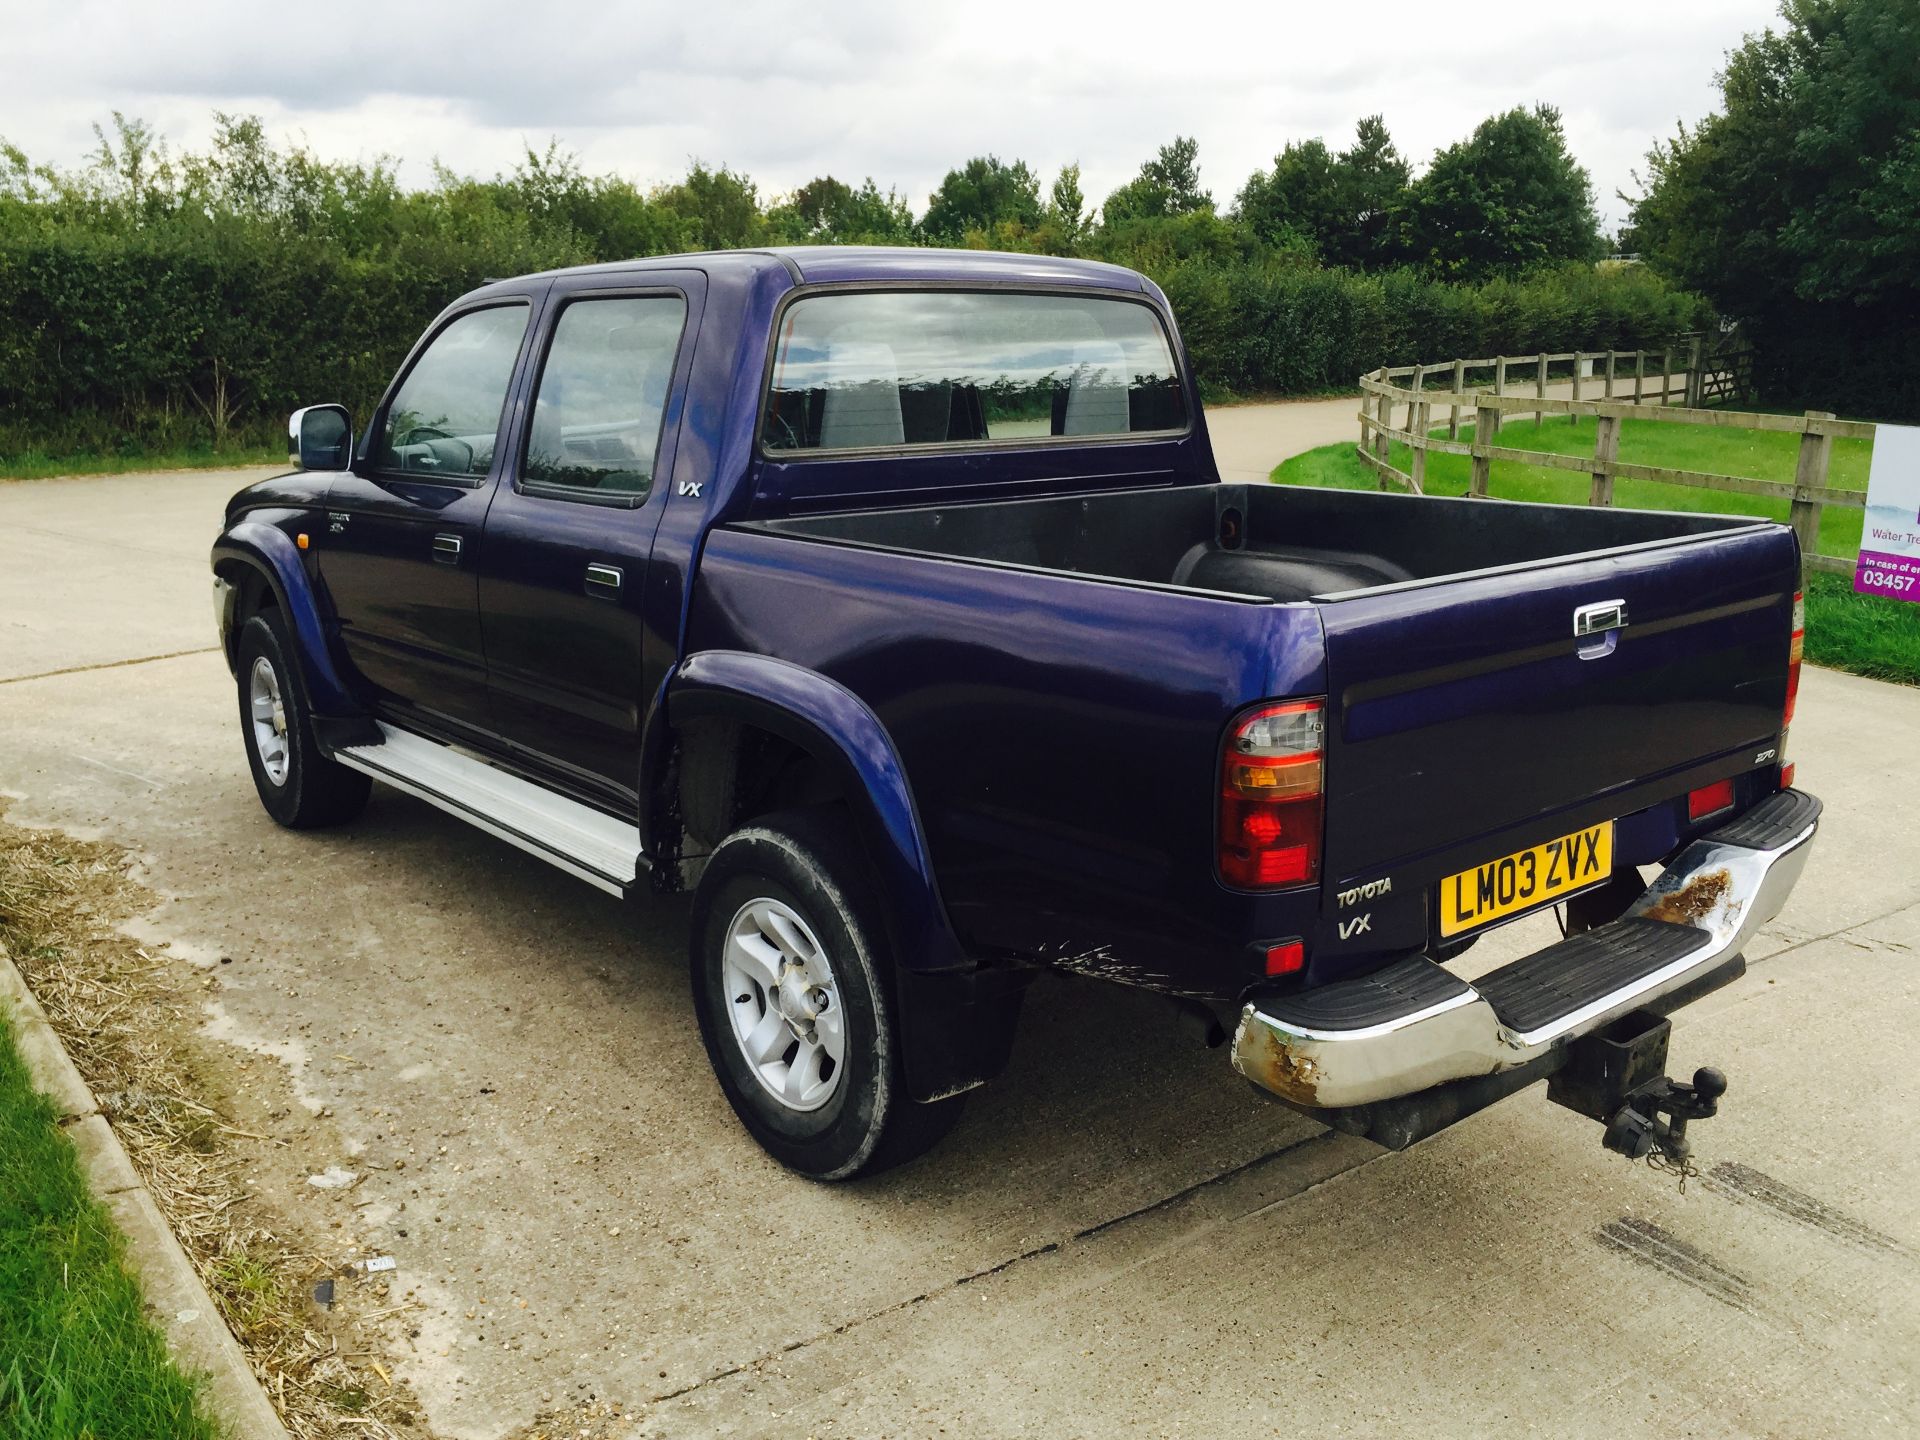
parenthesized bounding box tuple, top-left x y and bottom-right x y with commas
(1438, 823, 1614, 937)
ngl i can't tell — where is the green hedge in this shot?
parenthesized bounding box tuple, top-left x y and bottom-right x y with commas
(1158, 259, 1710, 397)
(0, 223, 587, 460)
(0, 228, 1708, 460)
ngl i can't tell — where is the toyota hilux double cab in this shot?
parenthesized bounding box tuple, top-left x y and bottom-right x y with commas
(212, 247, 1819, 1179)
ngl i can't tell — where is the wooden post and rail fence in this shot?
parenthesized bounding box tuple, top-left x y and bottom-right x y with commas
(1355, 339, 1867, 581)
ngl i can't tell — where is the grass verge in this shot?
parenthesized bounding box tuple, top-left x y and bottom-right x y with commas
(1802, 571, 1920, 684)
(0, 445, 283, 483)
(1273, 417, 1920, 686)
(0, 1008, 222, 1440)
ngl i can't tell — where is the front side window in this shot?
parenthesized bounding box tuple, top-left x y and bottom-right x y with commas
(522, 295, 686, 499)
(762, 290, 1187, 453)
(375, 305, 528, 479)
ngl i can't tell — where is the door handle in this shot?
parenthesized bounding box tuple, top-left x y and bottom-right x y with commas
(432, 533, 463, 565)
(1573, 598, 1627, 660)
(1572, 598, 1628, 637)
(585, 562, 623, 596)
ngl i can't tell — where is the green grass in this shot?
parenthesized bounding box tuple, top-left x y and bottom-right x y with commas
(1278, 413, 1872, 557)
(1273, 415, 1920, 686)
(1802, 570, 1920, 684)
(0, 1009, 220, 1440)
(0, 445, 282, 483)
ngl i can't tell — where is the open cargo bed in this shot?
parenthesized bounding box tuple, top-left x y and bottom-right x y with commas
(745, 482, 1776, 603)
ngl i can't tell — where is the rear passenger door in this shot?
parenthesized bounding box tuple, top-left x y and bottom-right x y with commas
(475, 272, 702, 809)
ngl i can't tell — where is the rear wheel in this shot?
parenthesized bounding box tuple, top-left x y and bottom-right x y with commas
(234, 613, 370, 829)
(689, 808, 963, 1180)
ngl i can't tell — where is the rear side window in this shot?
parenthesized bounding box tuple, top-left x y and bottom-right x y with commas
(375, 304, 528, 479)
(522, 295, 686, 500)
(762, 290, 1187, 454)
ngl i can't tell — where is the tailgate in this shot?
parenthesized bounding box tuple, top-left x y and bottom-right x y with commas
(1319, 524, 1796, 883)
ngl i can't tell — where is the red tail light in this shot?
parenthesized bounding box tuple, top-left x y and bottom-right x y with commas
(1688, 778, 1735, 822)
(1265, 939, 1306, 977)
(1784, 591, 1804, 727)
(1780, 591, 1803, 782)
(1219, 699, 1324, 889)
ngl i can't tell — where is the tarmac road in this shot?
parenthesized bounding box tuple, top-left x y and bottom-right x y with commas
(1, 434, 1915, 1438)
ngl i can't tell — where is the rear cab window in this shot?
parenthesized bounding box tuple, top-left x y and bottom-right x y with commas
(761, 290, 1188, 455)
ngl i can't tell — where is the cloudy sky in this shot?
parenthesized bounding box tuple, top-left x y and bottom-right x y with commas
(4, 0, 1780, 230)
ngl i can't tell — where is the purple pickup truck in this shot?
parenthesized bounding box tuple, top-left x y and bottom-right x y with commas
(212, 247, 1819, 1179)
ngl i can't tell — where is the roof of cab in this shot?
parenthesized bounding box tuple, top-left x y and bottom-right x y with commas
(505, 245, 1147, 292)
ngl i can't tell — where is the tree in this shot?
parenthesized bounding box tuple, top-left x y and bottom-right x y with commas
(920, 156, 1042, 242)
(1235, 138, 1340, 257)
(1403, 105, 1602, 278)
(768, 175, 914, 243)
(1101, 136, 1212, 225)
(1235, 117, 1411, 267)
(1625, 0, 1920, 415)
(1339, 115, 1411, 267)
(1628, 0, 1919, 311)
(770, 174, 852, 239)
(88, 112, 174, 219)
(1048, 164, 1086, 243)
(651, 162, 763, 250)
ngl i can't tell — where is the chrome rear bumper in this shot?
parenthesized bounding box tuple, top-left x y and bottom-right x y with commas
(1232, 790, 1820, 1111)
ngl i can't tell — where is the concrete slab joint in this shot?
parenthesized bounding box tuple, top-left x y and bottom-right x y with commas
(0, 940, 292, 1440)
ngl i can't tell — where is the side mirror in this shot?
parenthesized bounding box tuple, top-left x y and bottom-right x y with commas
(289, 405, 353, 471)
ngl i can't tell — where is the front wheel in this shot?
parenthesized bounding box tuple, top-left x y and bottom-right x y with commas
(689, 808, 963, 1180)
(234, 613, 370, 829)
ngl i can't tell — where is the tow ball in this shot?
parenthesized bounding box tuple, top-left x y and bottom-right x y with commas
(1546, 1009, 1726, 1166)
(1599, 1067, 1727, 1163)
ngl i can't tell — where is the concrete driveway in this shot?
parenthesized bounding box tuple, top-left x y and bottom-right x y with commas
(2, 443, 1916, 1439)
(1206, 394, 1364, 481)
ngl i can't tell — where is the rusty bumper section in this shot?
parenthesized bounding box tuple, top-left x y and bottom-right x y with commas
(1232, 789, 1820, 1114)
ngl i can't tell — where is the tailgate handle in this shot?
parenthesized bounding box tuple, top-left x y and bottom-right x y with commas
(1573, 598, 1628, 659)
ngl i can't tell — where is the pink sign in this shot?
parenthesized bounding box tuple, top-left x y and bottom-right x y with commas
(1855, 424, 1920, 602)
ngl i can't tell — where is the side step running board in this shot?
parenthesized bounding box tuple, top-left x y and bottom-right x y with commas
(335, 724, 643, 895)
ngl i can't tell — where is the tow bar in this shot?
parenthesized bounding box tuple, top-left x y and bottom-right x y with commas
(1545, 1008, 1725, 1167)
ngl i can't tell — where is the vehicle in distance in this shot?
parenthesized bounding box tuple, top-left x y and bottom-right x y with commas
(212, 247, 1819, 1179)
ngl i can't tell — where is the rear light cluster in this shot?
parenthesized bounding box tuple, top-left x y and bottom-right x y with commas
(1781, 590, 1804, 789)
(1219, 699, 1324, 889)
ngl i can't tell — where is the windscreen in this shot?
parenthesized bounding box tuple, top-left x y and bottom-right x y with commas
(762, 290, 1187, 453)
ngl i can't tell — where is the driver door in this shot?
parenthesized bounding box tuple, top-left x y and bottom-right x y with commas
(319, 289, 546, 735)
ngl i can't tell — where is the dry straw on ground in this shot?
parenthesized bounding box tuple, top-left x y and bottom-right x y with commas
(0, 812, 427, 1439)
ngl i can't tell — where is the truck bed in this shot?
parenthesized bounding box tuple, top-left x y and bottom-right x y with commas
(745, 482, 1768, 603)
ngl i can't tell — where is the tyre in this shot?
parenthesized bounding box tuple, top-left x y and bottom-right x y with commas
(689, 807, 964, 1180)
(234, 612, 371, 829)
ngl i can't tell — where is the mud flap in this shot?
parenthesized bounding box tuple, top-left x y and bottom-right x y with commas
(895, 964, 1033, 1103)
